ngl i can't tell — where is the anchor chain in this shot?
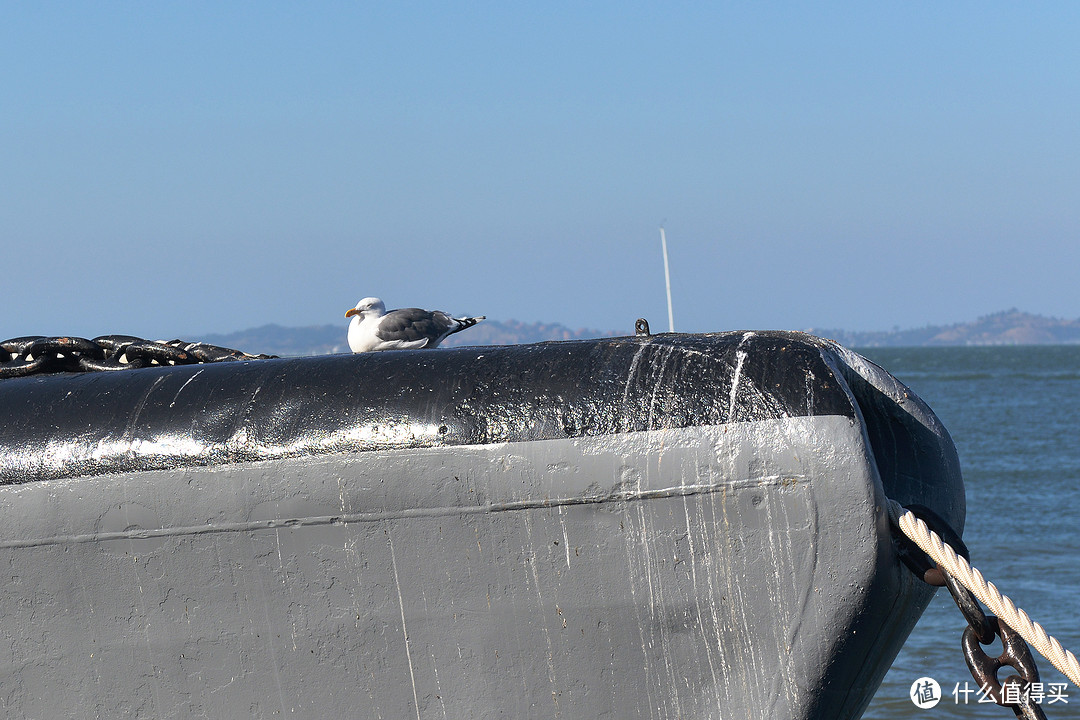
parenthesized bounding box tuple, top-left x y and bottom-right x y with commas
(0, 335, 276, 379)
(891, 503, 1049, 720)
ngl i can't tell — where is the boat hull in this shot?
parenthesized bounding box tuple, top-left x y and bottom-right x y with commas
(0, 332, 963, 719)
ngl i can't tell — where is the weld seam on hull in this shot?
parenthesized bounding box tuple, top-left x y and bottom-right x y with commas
(0, 474, 803, 549)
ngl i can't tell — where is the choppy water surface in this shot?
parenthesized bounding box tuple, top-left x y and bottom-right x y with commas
(860, 346, 1080, 719)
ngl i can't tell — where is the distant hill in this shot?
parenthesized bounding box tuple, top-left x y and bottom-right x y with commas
(807, 309, 1080, 348)
(201, 319, 618, 357)
(201, 309, 1080, 356)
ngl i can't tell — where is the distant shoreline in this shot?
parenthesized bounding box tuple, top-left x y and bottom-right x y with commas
(201, 309, 1080, 357)
(807, 309, 1080, 348)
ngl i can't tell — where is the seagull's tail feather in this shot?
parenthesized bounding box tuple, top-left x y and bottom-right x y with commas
(452, 315, 485, 332)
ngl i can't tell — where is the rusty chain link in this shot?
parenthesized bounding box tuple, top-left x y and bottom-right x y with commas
(0, 335, 275, 379)
(960, 614, 1047, 719)
(891, 504, 1049, 719)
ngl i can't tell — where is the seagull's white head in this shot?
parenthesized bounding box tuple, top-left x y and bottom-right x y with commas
(345, 297, 386, 320)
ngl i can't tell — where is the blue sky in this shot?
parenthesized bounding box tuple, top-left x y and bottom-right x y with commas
(3, 3, 1079, 340)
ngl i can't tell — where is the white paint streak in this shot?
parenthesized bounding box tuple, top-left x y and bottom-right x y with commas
(680, 460, 721, 701)
(168, 368, 205, 408)
(622, 342, 649, 407)
(430, 651, 448, 720)
(522, 512, 561, 717)
(727, 332, 756, 418)
(387, 529, 422, 720)
(557, 504, 571, 567)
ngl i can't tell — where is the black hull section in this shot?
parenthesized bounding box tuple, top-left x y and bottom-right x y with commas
(0, 332, 859, 483)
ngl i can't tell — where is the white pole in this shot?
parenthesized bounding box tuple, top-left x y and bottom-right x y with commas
(660, 227, 674, 333)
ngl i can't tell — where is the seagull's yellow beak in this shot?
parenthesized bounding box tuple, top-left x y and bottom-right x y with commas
(345, 308, 360, 318)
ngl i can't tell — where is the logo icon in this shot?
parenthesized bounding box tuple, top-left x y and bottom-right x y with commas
(910, 677, 941, 709)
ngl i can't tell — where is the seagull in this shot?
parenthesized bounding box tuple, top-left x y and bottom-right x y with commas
(345, 297, 486, 352)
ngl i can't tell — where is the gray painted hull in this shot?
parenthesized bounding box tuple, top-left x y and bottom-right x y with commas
(0, 332, 963, 718)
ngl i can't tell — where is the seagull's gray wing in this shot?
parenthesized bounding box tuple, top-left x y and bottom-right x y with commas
(376, 308, 454, 345)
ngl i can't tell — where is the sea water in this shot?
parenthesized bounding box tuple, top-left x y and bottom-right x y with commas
(859, 346, 1080, 719)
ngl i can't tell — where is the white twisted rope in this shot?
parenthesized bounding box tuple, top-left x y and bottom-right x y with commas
(888, 499, 1080, 688)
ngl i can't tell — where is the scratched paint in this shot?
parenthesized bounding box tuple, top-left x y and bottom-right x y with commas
(0, 332, 963, 718)
(0, 332, 859, 485)
(0, 414, 959, 718)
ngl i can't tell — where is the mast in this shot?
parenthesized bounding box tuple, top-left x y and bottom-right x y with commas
(660, 227, 674, 333)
